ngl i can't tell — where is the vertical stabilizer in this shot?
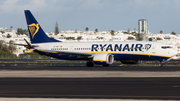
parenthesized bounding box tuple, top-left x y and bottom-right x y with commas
(24, 10, 61, 44)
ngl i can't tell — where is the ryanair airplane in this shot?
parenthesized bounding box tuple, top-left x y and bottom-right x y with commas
(21, 10, 177, 67)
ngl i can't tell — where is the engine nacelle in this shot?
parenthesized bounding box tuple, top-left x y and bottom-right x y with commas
(93, 53, 114, 65)
(120, 60, 139, 64)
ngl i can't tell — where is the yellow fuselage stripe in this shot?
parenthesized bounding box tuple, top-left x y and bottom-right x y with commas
(39, 50, 58, 53)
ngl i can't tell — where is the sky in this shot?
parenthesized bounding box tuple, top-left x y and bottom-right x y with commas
(0, 0, 180, 34)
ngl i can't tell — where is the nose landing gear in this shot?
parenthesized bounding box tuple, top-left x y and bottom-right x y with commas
(159, 61, 163, 67)
(159, 59, 168, 67)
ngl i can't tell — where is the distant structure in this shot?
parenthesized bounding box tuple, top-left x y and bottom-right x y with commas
(138, 19, 148, 34)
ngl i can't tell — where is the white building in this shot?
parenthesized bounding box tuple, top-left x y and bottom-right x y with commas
(138, 19, 148, 34)
(1, 28, 180, 59)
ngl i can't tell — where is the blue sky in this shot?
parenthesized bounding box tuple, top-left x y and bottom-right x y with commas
(0, 0, 180, 34)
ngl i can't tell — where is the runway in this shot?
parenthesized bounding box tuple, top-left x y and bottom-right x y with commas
(1, 65, 180, 71)
(0, 59, 180, 67)
(0, 66, 180, 100)
(0, 77, 180, 100)
(0, 66, 180, 77)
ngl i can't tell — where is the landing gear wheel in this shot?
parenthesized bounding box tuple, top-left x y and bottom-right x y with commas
(102, 64, 110, 67)
(86, 62, 94, 67)
(159, 61, 163, 67)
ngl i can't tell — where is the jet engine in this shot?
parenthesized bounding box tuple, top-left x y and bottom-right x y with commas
(93, 53, 114, 65)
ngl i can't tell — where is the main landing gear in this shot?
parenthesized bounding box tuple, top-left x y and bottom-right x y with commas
(86, 62, 94, 67)
(86, 61, 110, 67)
(159, 58, 172, 67)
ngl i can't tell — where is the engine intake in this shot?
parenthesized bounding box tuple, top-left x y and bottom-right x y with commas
(93, 53, 114, 65)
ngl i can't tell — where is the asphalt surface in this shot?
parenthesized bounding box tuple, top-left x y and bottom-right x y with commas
(0, 59, 179, 62)
(0, 77, 180, 100)
(0, 59, 180, 67)
(0, 60, 180, 100)
(0, 65, 180, 72)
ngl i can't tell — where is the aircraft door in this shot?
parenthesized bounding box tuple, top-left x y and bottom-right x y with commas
(152, 45, 156, 54)
(142, 45, 145, 53)
(70, 46, 74, 51)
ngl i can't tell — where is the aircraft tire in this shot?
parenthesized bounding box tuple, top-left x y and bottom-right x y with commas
(86, 62, 94, 67)
(159, 61, 163, 67)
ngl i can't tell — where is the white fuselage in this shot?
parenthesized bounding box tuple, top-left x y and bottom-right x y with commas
(33, 41, 177, 61)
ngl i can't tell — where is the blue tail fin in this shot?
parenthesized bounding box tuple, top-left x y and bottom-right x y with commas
(24, 10, 61, 44)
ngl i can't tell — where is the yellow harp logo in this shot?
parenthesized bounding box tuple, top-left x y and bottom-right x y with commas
(28, 23, 39, 39)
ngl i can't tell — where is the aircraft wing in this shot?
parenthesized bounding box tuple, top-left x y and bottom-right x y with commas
(36, 49, 93, 58)
(8, 43, 38, 49)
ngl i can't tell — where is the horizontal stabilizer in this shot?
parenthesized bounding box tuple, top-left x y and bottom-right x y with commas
(24, 48, 34, 53)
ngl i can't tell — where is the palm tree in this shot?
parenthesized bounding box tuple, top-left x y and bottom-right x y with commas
(110, 30, 115, 36)
(160, 30, 163, 34)
(10, 26, 13, 32)
(171, 31, 176, 35)
(95, 29, 98, 33)
(85, 27, 89, 32)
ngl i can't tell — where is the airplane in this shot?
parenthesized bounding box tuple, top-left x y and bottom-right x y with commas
(18, 10, 177, 67)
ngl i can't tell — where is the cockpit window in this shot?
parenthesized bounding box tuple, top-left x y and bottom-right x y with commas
(161, 46, 172, 49)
